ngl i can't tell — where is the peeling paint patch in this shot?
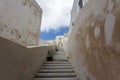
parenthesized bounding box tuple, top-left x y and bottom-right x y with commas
(85, 35, 90, 49)
(105, 0, 115, 45)
(105, 13, 115, 45)
(108, 0, 114, 12)
(94, 27, 100, 38)
(0, 23, 38, 46)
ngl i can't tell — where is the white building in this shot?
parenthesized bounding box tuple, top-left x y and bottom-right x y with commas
(71, 0, 89, 22)
(55, 36, 64, 48)
(69, 0, 89, 37)
(46, 40, 57, 46)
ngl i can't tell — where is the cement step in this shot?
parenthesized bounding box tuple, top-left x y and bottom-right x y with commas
(41, 65, 73, 69)
(45, 61, 70, 64)
(32, 51, 77, 80)
(43, 63, 71, 66)
(53, 58, 68, 60)
(35, 73, 76, 78)
(38, 69, 74, 73)
(53, 55, 68, 60)
(33, 78, 77, 80)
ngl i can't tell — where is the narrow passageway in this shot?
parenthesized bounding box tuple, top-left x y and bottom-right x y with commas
(32, 48, 77, 80)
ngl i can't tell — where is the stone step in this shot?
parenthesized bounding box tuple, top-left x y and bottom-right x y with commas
(45, 61, 70, 64)
(32, 52, 77, 80)
(34, 73, 76, 78)
(41, 65, 73, 69)
(53, 55, 68, 60)
(38, 69, 74, 73)
(33, 78, 77, 80)
(45, 60, 69, 62)
(43, 64, 71, 66)
(53, 59, 68, 61)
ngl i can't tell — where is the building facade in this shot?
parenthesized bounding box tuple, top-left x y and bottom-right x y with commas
(65, 0, 120, 80)
(69, 0, 89, 37)
(0, 0, 42, 46)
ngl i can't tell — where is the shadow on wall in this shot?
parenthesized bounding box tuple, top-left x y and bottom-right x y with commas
(0, 37, 49, 80)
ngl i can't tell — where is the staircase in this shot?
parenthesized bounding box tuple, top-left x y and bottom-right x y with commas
(32, 49, 77, 80)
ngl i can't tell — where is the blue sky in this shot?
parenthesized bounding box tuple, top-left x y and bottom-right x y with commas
(40, 27, 69, 40)
(35, 0, 74, 40)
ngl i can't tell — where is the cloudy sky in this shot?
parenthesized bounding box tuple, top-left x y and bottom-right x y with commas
(35, 0, 74, 40)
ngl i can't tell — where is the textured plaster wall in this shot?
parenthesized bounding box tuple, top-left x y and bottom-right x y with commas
(0, 37, 49, 80)
(65, 0, 120, 80)
(0, 0, 42, 46)
(71, 0, 79, 24)
(71, 0, 90, 23)
(69, 0, 89, 38)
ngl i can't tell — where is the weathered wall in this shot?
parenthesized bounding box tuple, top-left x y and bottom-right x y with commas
(0, 0, 42, 46)
(71, 0, 79, 24)
(71, 0, 89, 23)
(69, 0, 89, 37)
(65, 0, 120, 80)
(0, 37, 48, 80)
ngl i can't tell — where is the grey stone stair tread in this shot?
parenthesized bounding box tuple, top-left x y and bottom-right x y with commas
(45, 61, 70, 64)
(41, 65, 73, 69)
(35, 73, 76, 78)
(33, 52, 77, 79)
(38, 69, 74, 73)
(33, 78, 77, 80)
(43, 64, 71, 66)
(53, 58, 68, 61)
(53, 56, 68, 60)
(46, 60, 69, 62)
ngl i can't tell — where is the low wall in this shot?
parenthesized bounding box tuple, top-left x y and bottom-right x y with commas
(0, 37, 48, 80)
(65, 0, 120, 80)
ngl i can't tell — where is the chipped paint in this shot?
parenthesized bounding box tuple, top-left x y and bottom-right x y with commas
(85, 35, 90, 49)
(0, 0, 42, 46)
(105, 12, 115, 45)
(94, 27, 100, 38)
(65, 0, 120, 80)
(104, 0, 115, 45)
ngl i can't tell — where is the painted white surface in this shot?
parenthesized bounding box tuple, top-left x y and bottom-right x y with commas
(94, 27, 100, 38)
(70, 0, 89, 23)
(105, 13, 115, 45)
(83, 0, 89, 6)
(94, 0, 107, 16)
(71, 0, 80, 25)
(85, 35, 90, 48)
(0, 0, 42, 46)
(108, 0, 114, 12)
(69, 0, 89, 37)
(105, 1, 115, 45)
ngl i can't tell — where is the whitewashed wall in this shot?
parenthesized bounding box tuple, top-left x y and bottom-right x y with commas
(71, 0, 89, 25)
(70, 0, 79, 26)
(69, 0, 89, 37)
(65, 0, 120, 80)
(0, 0, 42, 46)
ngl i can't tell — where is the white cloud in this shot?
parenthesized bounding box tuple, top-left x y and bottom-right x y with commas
(35, 0, 74, 32)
